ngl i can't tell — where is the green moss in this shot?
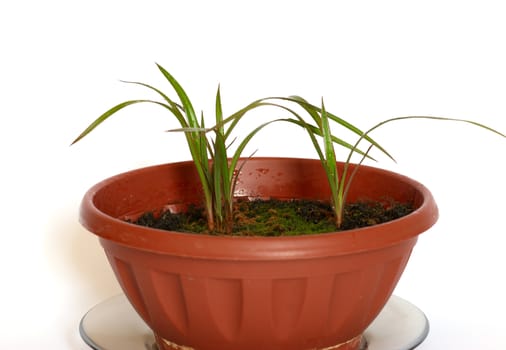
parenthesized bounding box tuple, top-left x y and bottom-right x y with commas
(134, 199, 413, 236)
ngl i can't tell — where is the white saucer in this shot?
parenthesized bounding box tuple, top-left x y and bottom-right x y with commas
(80, 294, 429, 350)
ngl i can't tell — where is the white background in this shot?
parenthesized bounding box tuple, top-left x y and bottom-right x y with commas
(1, 0, 505, 348)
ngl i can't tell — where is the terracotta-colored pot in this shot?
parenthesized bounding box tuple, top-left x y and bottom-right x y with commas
(79, 158, 438, 350)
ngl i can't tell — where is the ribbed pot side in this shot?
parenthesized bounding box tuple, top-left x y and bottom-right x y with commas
(79, 158, 438, 350)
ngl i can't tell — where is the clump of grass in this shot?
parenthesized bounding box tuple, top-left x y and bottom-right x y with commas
(297, 103, 506, 228)
(72, 64, 382, 234)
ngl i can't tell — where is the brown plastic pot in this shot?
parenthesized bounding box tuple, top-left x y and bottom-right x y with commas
(79, 157, 438, 350)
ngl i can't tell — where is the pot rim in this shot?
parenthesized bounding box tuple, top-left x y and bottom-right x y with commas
(79, 157, 438, 260)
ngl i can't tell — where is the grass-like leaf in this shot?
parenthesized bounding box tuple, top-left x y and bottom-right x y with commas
(71, 100, 174, 145)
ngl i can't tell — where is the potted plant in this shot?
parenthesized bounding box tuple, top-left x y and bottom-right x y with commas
(72, 64, 505, 350)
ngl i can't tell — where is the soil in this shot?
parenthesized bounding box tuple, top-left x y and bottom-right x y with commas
(133, 199, 414, 236)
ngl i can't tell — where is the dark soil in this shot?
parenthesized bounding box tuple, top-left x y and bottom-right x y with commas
(133, 199, 414, 236)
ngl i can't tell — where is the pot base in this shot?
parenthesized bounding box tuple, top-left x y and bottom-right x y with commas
(155, 334, 364, 350)
(79, 294, 428, 350)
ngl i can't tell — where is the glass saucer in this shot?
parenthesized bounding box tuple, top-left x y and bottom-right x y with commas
(80, 294, 429, 350)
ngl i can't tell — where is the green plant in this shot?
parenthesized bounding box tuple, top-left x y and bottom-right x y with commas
(72, 63, 384, 234)
(72, 64, 505, 234)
